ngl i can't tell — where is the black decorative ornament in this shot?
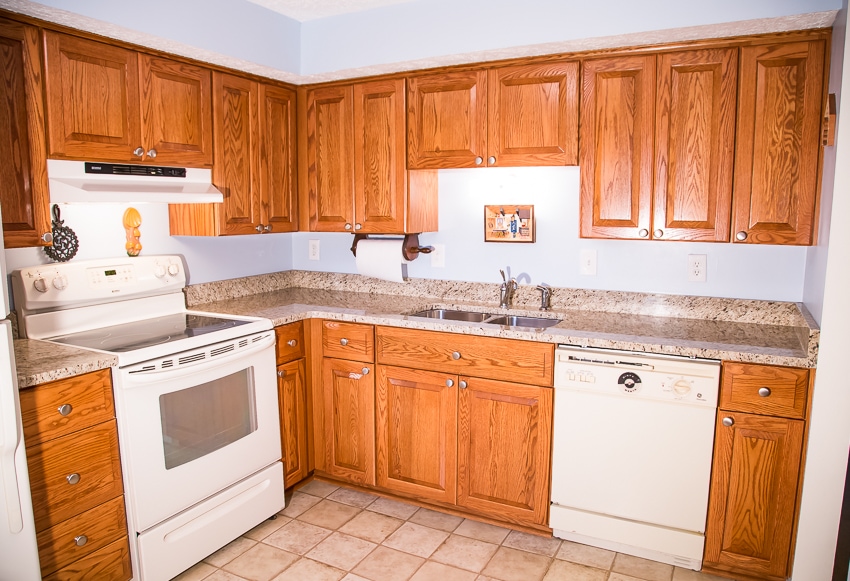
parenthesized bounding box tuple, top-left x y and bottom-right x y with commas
(43, 205, 79, 262)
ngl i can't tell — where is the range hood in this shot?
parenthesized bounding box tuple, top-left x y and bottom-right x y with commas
(47, 159, 224, 204)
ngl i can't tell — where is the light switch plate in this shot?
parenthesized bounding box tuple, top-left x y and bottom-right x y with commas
(580, 249, 597, 276)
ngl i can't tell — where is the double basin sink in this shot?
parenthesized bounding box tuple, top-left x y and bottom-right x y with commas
(409, 308, 561, 329)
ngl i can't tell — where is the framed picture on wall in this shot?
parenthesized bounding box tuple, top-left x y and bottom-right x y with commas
(484, 205, 535, 243)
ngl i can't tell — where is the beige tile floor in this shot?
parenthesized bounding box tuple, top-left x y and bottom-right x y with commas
(172, 479, 736, 581)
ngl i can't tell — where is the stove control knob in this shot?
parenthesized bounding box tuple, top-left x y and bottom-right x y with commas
(167, 264, 180, 276)
(33, 277, 49, 293)
(672, 378, 692, 396)
(154, 265, 167, 278)
(52, 275, 68, 290)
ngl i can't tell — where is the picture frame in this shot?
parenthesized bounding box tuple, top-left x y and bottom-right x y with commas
(484, 205, 535, 243)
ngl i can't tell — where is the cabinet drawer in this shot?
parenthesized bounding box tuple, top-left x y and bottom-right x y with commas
(322, 321, 374, 362)
(275, 321, 305, 364)
(37, 495, 127, 577)
(376, 326, 554, 385)
(28, 420, 124, 531)
(42, 536, 132, 581)
(20, 369, 114, 446)
(720, 362, 809, 419)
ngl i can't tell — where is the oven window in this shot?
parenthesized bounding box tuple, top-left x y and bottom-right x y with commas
(159, 368, 258, 470)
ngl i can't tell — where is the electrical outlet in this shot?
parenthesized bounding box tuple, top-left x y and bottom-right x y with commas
(580, 249, 597, 276)
(688, 254, 707, 282)
(430, 244, 445, 268)
(308, 239, 320, 261)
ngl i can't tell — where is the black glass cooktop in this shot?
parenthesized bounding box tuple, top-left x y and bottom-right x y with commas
(50, 313, 251, 353)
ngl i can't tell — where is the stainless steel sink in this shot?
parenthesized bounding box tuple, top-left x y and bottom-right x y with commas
(409, 309, 492, 322)
(485, 315, 561, 328)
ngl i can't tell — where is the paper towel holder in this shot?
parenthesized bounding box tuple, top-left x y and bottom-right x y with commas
(350, 234, 434, 261)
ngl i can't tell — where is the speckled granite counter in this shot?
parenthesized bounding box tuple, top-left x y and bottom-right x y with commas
(14, 338, 117, 389)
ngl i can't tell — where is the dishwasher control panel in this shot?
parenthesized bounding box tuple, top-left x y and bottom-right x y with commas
(554, 346, 720, 406)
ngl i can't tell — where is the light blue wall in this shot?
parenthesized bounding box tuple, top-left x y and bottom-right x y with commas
(291, 167, 807, 301)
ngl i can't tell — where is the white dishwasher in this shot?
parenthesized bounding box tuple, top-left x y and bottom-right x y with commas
(550, 345, 720, 570)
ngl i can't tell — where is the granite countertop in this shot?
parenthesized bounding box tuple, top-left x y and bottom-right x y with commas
(14, 271, 819, 387)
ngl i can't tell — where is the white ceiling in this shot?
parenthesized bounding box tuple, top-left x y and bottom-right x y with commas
(243, 0, 415, 21)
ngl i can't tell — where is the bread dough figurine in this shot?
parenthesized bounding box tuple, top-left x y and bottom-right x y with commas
(123, 207, 142, 256)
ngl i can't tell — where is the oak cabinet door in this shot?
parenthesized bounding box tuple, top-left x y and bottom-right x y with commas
(260, 83, 298, 233)
(704, 412, 805, 579)
(307, 85, 355, 231)
(732, 41, 825, 245)
(488, 62, 579, 167)
(277, 359, 309, 488)
(139, 55, 212, 167)
(580, 55, 655, 239)
(43, 32, 141, 161)
(213, 72, 262, 235)
(653, 48, 737, 242)
(322, 358, 375, 485)
(407, 70, 487, 169)
(0, 18, 51, 248)
(354, 79, 406, 233)
(457, 377, 552, 527)
(376, 365, 457, 504)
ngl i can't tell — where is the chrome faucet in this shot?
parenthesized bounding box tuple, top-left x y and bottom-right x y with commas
(536, 284, 552, 311)
(499, 269, 517, 309)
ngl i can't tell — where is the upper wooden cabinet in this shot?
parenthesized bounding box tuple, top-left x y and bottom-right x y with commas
(169, 74, 297, 236)
(407, 63, 579, 169)
(581, 49, 737, 241)
(0, 18, 51, 248)
(305, 79, 437, 233)
(43, 32, 212, 166)
(732, 40, 826, 245)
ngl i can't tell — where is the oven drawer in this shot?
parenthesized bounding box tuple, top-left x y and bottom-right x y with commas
(36, 495, 127, 577)
(275, 321, 305, 364)
(42, 537, 132, 581)
(322, 321, 374, 362)
(27, 419, 124, 531)
(720, 362, 809, 419)
(20, 369, 114, 446)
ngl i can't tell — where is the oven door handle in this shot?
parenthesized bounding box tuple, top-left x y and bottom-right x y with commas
(122, 332, 276, 384)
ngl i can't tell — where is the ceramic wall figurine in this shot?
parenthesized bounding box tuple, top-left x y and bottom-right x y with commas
(123, 207, 142, 256)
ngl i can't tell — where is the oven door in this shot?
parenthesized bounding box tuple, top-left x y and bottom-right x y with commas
(114, 330, 280, 532)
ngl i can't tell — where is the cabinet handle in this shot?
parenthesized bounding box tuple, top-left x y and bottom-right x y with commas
(340, 338, 349, 346)
(361, 367, 370, 375)
(57, 404, 73, 417)
(287, 339, 298, 347)
(277, 370, 286, 378)
(451, 351, 461, 360)
(488, 156, 496, 165)
(355, 223, 362, 231)
(264, 225, 273, 232)
(638, 229, 649, 238)
(459, 380, 468, 389)
(474, 157, 483, 165)
(146, 148, 157, 159)
(722, 417, 734, 427)
(255, 225, 264, 232)
(653, 229, 663, 238)
(133, 147, 144, 157)
(446, 379, 454, 387)
(736, 231, 748, 241)
(41, 232, 54, 244)
(344, 223, 352, 231)
(66, 473, 80, 485)
(758, 387, 771, 397)
(74, 535, 88, 547)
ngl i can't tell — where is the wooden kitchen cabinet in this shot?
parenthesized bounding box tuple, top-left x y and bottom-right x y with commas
(703, 362, 811, 581)
(275, 322, 309, 488)
(732, 40, 826, 245)
(20, 369, 132, 581)
(0, 18, 52, 249)
(305, 79, 437, 233)
(407, 63, 579, 169)
(169, 74, 297, 236)
(43, 31, 212, 166)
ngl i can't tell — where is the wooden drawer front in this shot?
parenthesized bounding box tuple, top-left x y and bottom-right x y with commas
(720, 362, 809, 418)
(322, 321, 374, 362)
(376, 326, 554, 385)
(275, 322, 305, 364)
(20, 369, 114, 446)
(28, 420, 124, 531)
(37, 496, 127, 577)
(43, 537, 132, 581)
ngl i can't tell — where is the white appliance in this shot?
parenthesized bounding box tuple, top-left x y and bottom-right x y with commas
(47, 159, 224, 204)
(12, 255, 284, 581)
(0, 205, 42, 580)
(550, 345, 720, 570)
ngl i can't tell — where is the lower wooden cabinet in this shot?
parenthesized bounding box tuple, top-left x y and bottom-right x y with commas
(277, 358, 309, 487)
